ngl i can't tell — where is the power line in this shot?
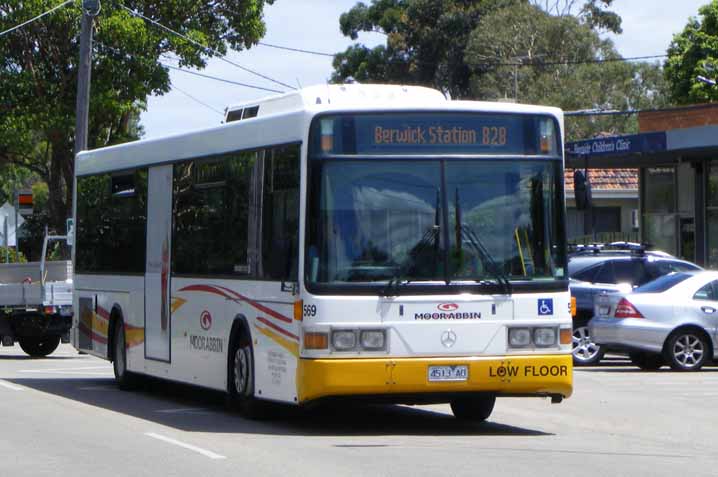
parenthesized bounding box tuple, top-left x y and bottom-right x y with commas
(118, 3, 295, 91)
(258, 41, 334, 57)
(170, 83, 225, 116)
(161, 63, 284, 94)
(474, 54, 668, 68)
(0, 0, 75, 38)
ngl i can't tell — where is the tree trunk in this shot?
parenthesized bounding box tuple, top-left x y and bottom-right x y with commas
(47, 139, 72, 234)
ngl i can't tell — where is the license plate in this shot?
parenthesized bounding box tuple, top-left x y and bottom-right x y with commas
(599, 305, 610, 316)
(428, 365, 469, 382)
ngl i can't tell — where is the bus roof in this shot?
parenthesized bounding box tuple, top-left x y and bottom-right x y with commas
(76, 84, 563, 176)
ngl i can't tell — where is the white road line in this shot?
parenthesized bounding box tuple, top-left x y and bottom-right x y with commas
(18, 366, 110, 373)
(0, 380, 23, 391)
(145, 432, 226, 460)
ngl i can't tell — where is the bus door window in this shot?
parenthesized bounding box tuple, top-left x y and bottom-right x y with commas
(258, 145, 300, 282)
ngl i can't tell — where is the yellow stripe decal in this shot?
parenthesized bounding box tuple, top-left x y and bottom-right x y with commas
(254, 323, 299, 357)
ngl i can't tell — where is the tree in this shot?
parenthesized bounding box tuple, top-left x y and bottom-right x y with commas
(465, 3, 668, 140)
(0, 0, 275, 231)
(665, 0, 718, 105)
(331, 0, 622, 98)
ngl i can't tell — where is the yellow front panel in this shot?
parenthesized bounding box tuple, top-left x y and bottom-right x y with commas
(297, 354, 572, 403)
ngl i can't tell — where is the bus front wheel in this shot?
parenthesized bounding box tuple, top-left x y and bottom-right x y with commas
(450, 394, 496, 422)
(227, 334, 266, 419)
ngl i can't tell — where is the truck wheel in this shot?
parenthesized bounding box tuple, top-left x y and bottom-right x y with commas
(113, 320, 139, 390)
(450, 394, 496, 422)
(227, 333, 267, 419)
(19, 336, 60, 357)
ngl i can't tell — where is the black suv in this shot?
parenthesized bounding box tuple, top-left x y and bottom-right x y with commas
(568, 243, 701, 365)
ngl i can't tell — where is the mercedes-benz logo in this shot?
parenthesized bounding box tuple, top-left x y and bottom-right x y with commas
(441, 329, 457, 348)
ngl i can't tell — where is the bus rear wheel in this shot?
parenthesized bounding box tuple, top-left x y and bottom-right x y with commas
(112, 320, 139, 390)
(450, 394, 496, 422)
(227, 335, 266, 419)
(19, 336, 60, 357)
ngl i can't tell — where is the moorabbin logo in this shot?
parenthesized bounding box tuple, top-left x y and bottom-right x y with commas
(415, 303, 480, 321)
(200, 310, 212, 331)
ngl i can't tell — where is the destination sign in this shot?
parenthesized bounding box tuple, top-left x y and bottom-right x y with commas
(311, 113, 559, 157)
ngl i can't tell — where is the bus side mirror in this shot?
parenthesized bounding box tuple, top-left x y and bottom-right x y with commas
(573, 169, 592, 211)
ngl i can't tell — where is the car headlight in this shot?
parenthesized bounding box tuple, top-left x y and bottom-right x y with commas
(508, 328, 531, 347)
(331, 330, 357, 351)
(360, 330, 386, 351)
(533, 327, 557, 347)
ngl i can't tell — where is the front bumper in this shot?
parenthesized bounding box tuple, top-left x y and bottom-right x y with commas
(589, 317, 670, 354)
(296, 354, 572, 403)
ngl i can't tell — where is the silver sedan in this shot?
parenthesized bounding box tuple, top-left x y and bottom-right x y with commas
(589, 271, 718, 371)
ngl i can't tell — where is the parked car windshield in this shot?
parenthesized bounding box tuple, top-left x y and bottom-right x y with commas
(633, 272, 692, 293)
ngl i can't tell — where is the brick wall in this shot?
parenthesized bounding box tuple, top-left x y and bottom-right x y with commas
(639, 103, 718, 132)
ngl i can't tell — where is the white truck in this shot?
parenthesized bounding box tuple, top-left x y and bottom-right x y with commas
(0, 234, 73, 357)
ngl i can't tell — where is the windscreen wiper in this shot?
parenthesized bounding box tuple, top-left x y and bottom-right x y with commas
(380, 225, 440, 297)
(460, 224, 512, 295)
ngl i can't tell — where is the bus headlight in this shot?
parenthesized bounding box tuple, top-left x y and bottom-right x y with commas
(533, 327, 557, 347)
(331, 330, 357, 351)
(360, 330, 386, 351)
(508, 328, 531, 347)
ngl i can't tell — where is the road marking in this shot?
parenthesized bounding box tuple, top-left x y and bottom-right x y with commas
(156, 407, 213, 414)
(0, 380, 23, 391)
(145, 432, 226, 460)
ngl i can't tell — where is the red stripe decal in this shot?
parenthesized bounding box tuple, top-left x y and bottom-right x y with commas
(179, 284, 234, 300)
(256, 317, 299, 341)
(78, 322, 108, 344)
(180, 283, 293, 324)
(214, 285, 293, 324)
(96, 306, 110, 321)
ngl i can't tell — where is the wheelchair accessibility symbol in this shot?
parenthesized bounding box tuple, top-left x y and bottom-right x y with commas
(538, 298, 554, 316)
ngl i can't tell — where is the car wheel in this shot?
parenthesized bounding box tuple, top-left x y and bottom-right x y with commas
(629, 352, 664, 371)
(450, 394, 496, 422)
(572, 325, 605, 366)
(18, 336, 61, 357)
(665, 330, 710, 372)
(227, 333, 267, 419)
(113, 320, 139, 390)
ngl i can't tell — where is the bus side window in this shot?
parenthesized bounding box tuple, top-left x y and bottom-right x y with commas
(258, 145, 300, 281)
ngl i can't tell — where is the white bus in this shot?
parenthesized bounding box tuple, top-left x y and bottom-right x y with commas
(72, 84, 572, 421)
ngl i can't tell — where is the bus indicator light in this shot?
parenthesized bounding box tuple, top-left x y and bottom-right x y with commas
(294, 300, 303, 321)
(304, 332, 328, 350)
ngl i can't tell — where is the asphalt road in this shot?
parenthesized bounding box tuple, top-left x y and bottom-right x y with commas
(1, 344, 716, 477)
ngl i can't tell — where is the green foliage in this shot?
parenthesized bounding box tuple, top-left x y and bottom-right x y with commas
(332, 0, 623, 99)
(665, 0, 718, 105)
(466, 3, 668, 140)
(0, 247, 28, 264)
(0, 0, 275, 233)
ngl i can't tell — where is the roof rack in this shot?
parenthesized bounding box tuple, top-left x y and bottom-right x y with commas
(568, 241, 653, 256)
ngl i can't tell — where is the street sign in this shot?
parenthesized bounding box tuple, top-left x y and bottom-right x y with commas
(17, 190, 33, 215)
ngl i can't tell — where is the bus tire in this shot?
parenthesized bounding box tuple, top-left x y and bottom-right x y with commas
(112, 319, 139, 390)
(19, 336, 60, 357)
(227, 332, 266, 419)
(450, 394, 496, 422)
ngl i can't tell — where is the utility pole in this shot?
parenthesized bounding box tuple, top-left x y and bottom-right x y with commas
(74, 0, 101, 155)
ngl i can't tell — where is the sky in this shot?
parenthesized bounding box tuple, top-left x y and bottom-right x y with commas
(139, 0, 709, 139)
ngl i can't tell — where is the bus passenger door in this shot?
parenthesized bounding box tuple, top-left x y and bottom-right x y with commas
(145, 165, 173, 362)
